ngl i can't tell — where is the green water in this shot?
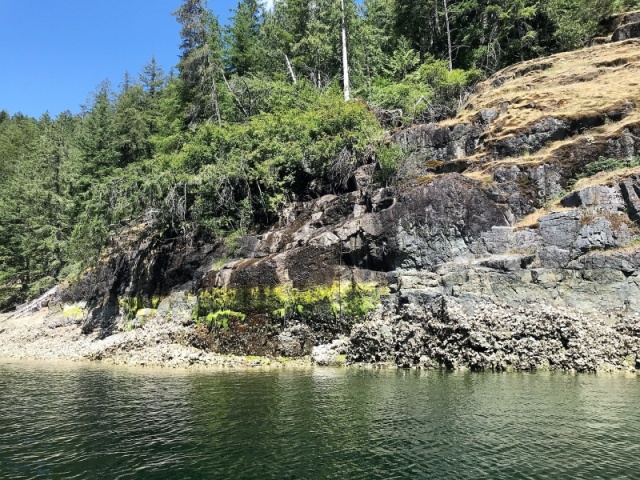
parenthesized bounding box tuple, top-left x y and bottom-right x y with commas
(1, 361, 639, 479)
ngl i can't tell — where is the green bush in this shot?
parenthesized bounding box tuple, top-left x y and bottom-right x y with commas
(575, 156, 640, 181)
(369, 58, 483, 124)
(188, 86, 381, 234)
(376, 143, 405, 186)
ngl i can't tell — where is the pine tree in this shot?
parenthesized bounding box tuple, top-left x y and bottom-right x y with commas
(78, 82, 119, 178)
(0, 114, 40, 306)
(269, 0, 343, 88)
(0, 112, 79, 306)
(544, 0, 617, 51)
(173, 0, 223, 126)
(113, 77, 152, 164)
(360, 0, 396, 84)
(139, 57, 167, 135)
(394, 0, 438, 62)
(140, 56, 166, 98)
(226, 0, 265, 76)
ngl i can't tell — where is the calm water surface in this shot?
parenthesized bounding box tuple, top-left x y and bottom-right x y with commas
(1, 361, 639, 479)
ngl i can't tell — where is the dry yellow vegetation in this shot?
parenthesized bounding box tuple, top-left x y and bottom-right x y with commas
(514, 207, 572, 230)
(572, 165, 640, 189)
(435, 39, 640, 229)
(453, 39, 640, 137)
(454, 39, 640, 197)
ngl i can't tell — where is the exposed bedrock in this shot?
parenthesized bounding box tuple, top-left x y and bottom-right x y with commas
(389, 110, 492, 163)
(348, 298, 640, 372)
(192, 171, 640, 362)
(612, 21, 640, 42)
(60, 236, 218, 337)
(45, 162, 640, 365)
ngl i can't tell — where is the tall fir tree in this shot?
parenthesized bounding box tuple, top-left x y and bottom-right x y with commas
(113, 74, 153, 164)
(78, 82, 119, 178)
(139, 56, 167, 136)
(173, 0, 223, 125)
(226, 0, 265, 76)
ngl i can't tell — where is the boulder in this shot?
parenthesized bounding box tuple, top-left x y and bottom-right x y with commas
(277, 324, 316, 357)
(612, 21, 640, 41)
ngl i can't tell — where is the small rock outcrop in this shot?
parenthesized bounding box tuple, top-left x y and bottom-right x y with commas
(612, 21, 640, 41)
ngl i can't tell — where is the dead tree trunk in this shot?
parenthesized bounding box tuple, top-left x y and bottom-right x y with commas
(341, 0, 351, 101)
(444, 0, 453, 71)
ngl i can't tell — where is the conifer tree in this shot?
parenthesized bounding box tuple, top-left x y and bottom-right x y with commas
(173, 0, 222, 126)
(139, 57, 166, 135)
(360, 0, 396, 84)
(113, 77, 152, 164)
(78, 82, 119, 177)
(140, 56, 166, 98)
(226, 0, 265, 76)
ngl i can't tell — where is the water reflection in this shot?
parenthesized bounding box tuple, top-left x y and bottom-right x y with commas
(1, 361, 639, 479)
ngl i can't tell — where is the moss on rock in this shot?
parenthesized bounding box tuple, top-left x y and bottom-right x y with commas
(194, 281, 387, 332)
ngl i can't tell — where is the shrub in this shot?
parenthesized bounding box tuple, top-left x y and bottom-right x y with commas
(369, 58, 483, 124)
(574, 156, 640, 181)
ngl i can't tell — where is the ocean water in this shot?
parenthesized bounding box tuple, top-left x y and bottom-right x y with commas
(1, 361, 639, 479)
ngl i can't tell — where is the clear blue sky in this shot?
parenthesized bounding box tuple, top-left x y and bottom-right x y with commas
(0, 0, 246, 118)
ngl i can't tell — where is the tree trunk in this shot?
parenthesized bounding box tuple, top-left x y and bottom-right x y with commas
(340, 0, 351, 102)
(205, 55, 222, 126)
(211, 79, 222, 127)
(443, 0, 453, 71)
(220, 71, 249, 118)
(284, 53, 297, 84)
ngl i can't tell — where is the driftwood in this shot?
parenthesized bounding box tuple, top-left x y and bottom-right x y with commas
(14, 286, 58, 315)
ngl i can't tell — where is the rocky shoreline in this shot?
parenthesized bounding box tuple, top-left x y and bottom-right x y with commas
(2, 296, 639, 374)
(0, 308, 307, 369)
(351, 299, 640, 373)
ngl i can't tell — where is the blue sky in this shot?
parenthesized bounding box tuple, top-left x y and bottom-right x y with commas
(0, 0, 252, 118)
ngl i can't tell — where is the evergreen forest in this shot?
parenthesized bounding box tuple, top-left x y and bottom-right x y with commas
(1, 0, 639, 310)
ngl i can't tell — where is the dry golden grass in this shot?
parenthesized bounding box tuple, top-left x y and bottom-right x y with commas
(463, 170, 493, 186)
(422, 38, 640, 230)
(428, 40, 640, 188)
(416, 174, 437, 184)
(453, 40, 640, 140)
(470, 113, 640, 171)
(572, 165, 640, 189)
(507, 164, 640, 230)
(514, 209, 547, 229)
(423, 160, 445, 168)
(515, 206, 572, 229)
(593, 241, 640, 255)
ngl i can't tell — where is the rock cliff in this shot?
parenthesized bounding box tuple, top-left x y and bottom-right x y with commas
(3, 39, 640, 372)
